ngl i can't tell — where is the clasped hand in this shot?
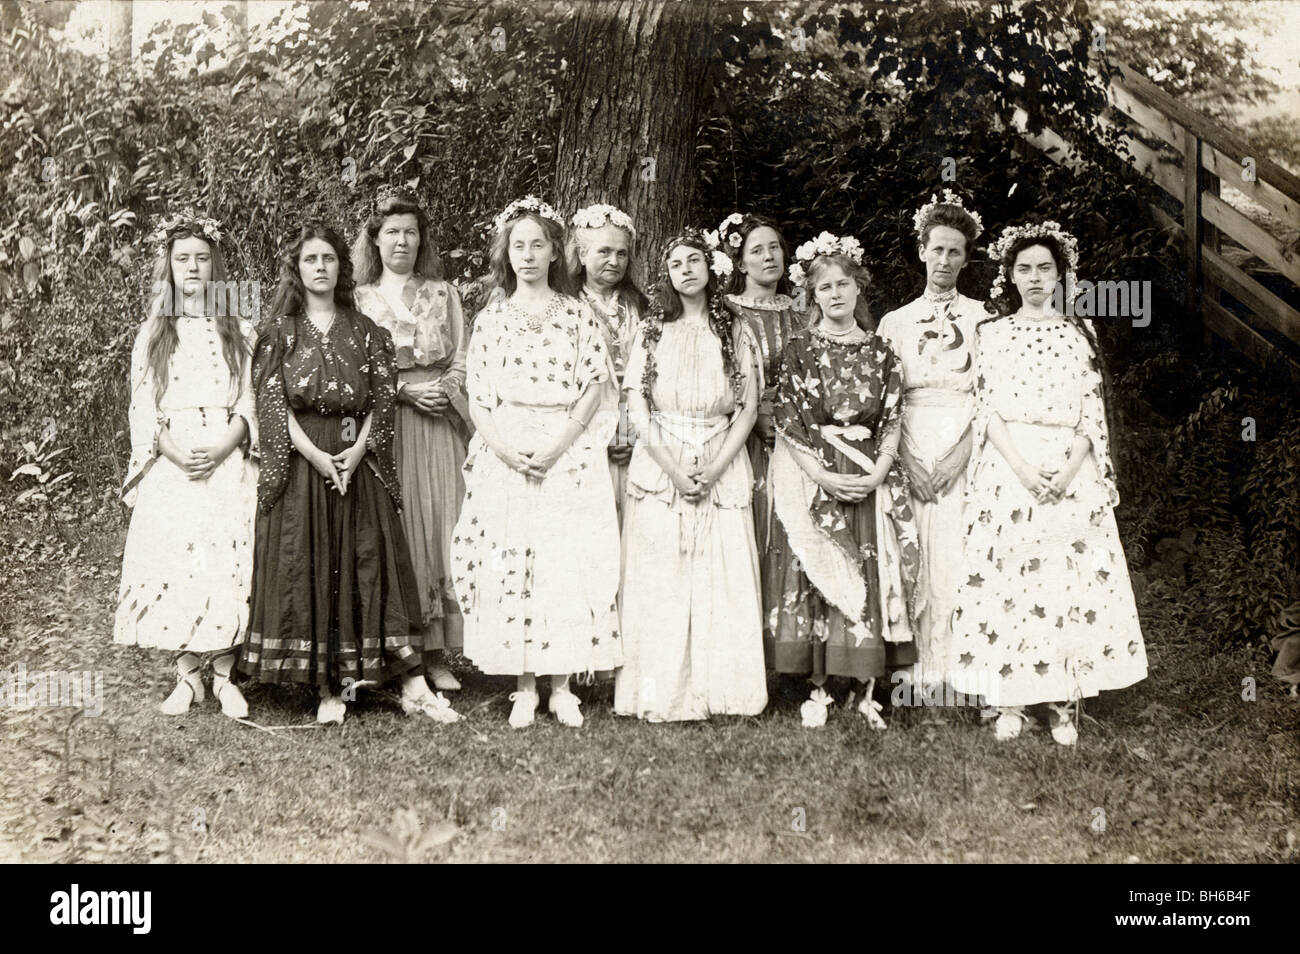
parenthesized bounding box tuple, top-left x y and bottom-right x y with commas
(403, 381, 450, 416)
(497, 442, 562, 481)
(1017, 453, 1080, 504)
(818, 463, 882, 503)
(163, 433, 233, 482)
(308, 441, 366, 494)
(671, 459, 722, 504)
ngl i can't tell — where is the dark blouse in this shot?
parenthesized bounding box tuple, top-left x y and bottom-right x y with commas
(252, 308, 401, 511)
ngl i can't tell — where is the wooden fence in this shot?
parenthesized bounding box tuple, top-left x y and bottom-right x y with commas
(1012, 58, 1300, 385)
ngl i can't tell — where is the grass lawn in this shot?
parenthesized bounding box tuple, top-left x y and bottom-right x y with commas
(1, 511, 1297, 864)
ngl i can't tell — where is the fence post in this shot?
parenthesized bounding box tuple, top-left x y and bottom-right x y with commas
(1183, 130, 1207, 351)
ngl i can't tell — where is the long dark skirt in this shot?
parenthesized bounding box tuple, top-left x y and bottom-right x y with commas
(764, 445, 917, 682)
(239, 411, 424, 691)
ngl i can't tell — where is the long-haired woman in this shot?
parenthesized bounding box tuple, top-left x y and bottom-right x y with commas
(353, 188, 469, 698)
(614, 229, 768, 722)
(452, 197, 622, 729)
(237, 223, 454, 725)
(948, 222, 1146, 745)
(114, 215, 256, 719)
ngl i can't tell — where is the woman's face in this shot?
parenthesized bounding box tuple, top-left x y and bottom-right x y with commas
(170, 236, 213, 299)
(666, 243, 709, 299)
(377, 212, 420, 275)
(812, 262, 858, 322)
(740, 226, 784, 287)
(1011, 243, 1060, 308)
(508, 216, 556, 286)
(579, 225, 630, 290)
(920, 224, 969, 291)
(299, 237, 340, 296)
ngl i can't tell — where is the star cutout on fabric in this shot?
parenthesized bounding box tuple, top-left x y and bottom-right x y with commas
(959, 652, 974, 666)
(1034, 661, 1050, 675)
(967, 573, 983, 587)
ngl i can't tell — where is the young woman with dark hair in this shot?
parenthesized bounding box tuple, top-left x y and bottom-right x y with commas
(238, 223, 453, 725)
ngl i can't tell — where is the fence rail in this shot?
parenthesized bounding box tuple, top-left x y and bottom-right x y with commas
(1014, 58, 1300, 385)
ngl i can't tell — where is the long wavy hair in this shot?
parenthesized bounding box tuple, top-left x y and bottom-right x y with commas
(269, 223, 357, 322)
(642, 231, 745, 412)
(565, 222, 649, 316)
(980, 232, 1116, 440)
(144, 226, 247, 407)
(726, 214, 794, 297)
(351, 192, 443, 286)
(802, 253, 875, 332)
(486, 211, 574, 301)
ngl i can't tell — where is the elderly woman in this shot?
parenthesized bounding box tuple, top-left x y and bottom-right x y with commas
(353, 187, 468, 703)
(566, 203, 649, 520)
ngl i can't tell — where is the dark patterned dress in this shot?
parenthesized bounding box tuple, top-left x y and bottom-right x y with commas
(948, 315, 1146, 706)
(724, 293, 805, 556)
(765, 326, 921, 680)
(238, 309, 424, 689)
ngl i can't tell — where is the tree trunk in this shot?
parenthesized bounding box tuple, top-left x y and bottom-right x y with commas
(554, 0, 716, 286)
(107, 0, 132, 65)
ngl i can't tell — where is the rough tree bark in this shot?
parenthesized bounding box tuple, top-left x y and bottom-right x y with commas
(107, 0, 132, 65)
(554, 0, 716, 285)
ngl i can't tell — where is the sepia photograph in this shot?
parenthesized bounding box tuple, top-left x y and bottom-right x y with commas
(0, 0, 1296, 889)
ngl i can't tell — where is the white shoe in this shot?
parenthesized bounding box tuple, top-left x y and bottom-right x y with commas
(994, 706, 1026, 741)
(508, 689, 539, 729)
(858, 694, 887, 731)
(800, 688, 833, 728)
(317, 694, 346, 725)
(212, 673, 249, 720)
(1047, 703, 1078, 746)
(159, 663, 204, 716)
(548, 689, 584, 728)
(402, 686, 460, 723)
(429, 665, 462, 692)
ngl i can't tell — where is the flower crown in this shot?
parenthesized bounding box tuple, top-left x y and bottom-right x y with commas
(786, 232, 864, 286)
(375, 183, 418, 208)
(148, 213, 223, 247)
(660, 228, 733, 281)
(494, 195, 565, 234)
(572, 203, 635, 238)
(716, 212, 746, 251)
(912, 189, 984, 240)
(987, 220, 1080, 301)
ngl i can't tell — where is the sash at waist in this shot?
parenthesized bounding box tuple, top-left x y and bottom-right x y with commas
(652, 410, 731, 448)
(904, 387, 973, 408)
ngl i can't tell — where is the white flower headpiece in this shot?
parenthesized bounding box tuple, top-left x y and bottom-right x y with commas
(701, 228, 734, 279)
(494, 195, 565, 234)
(987, 220, 1080, 301)
(571, 203, 636, 238)
(716, 212, 746, 250)
(149, 213, 223, 247)
(786, 231, 864, 286)
(912, 189, 984, 240)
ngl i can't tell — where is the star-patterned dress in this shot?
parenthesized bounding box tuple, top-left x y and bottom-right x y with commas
(948, 314, 1147, 706)
(355, 276, 469, 658)
(238, 309, 425, 689)
(581, 286, 641, 521)
(614, 313, 767, 721)
(724, 293, 806, 556)
(877, 289, 983, 687)
(114, 316, 257, 653)
(765, 326, 921, 681)
(451, 294, 622, 677)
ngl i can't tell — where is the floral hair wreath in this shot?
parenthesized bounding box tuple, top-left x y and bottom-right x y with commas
(987, 220, 1080, 301)
(148, 213, 223, 248)
(715, 212, 746, 251)
(571, 203, 636, 239)
(699, 227, 735, 279)
(493, 195, 565, 234)
(911, 189, 984, 241)
(786, 231, 864, 286)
